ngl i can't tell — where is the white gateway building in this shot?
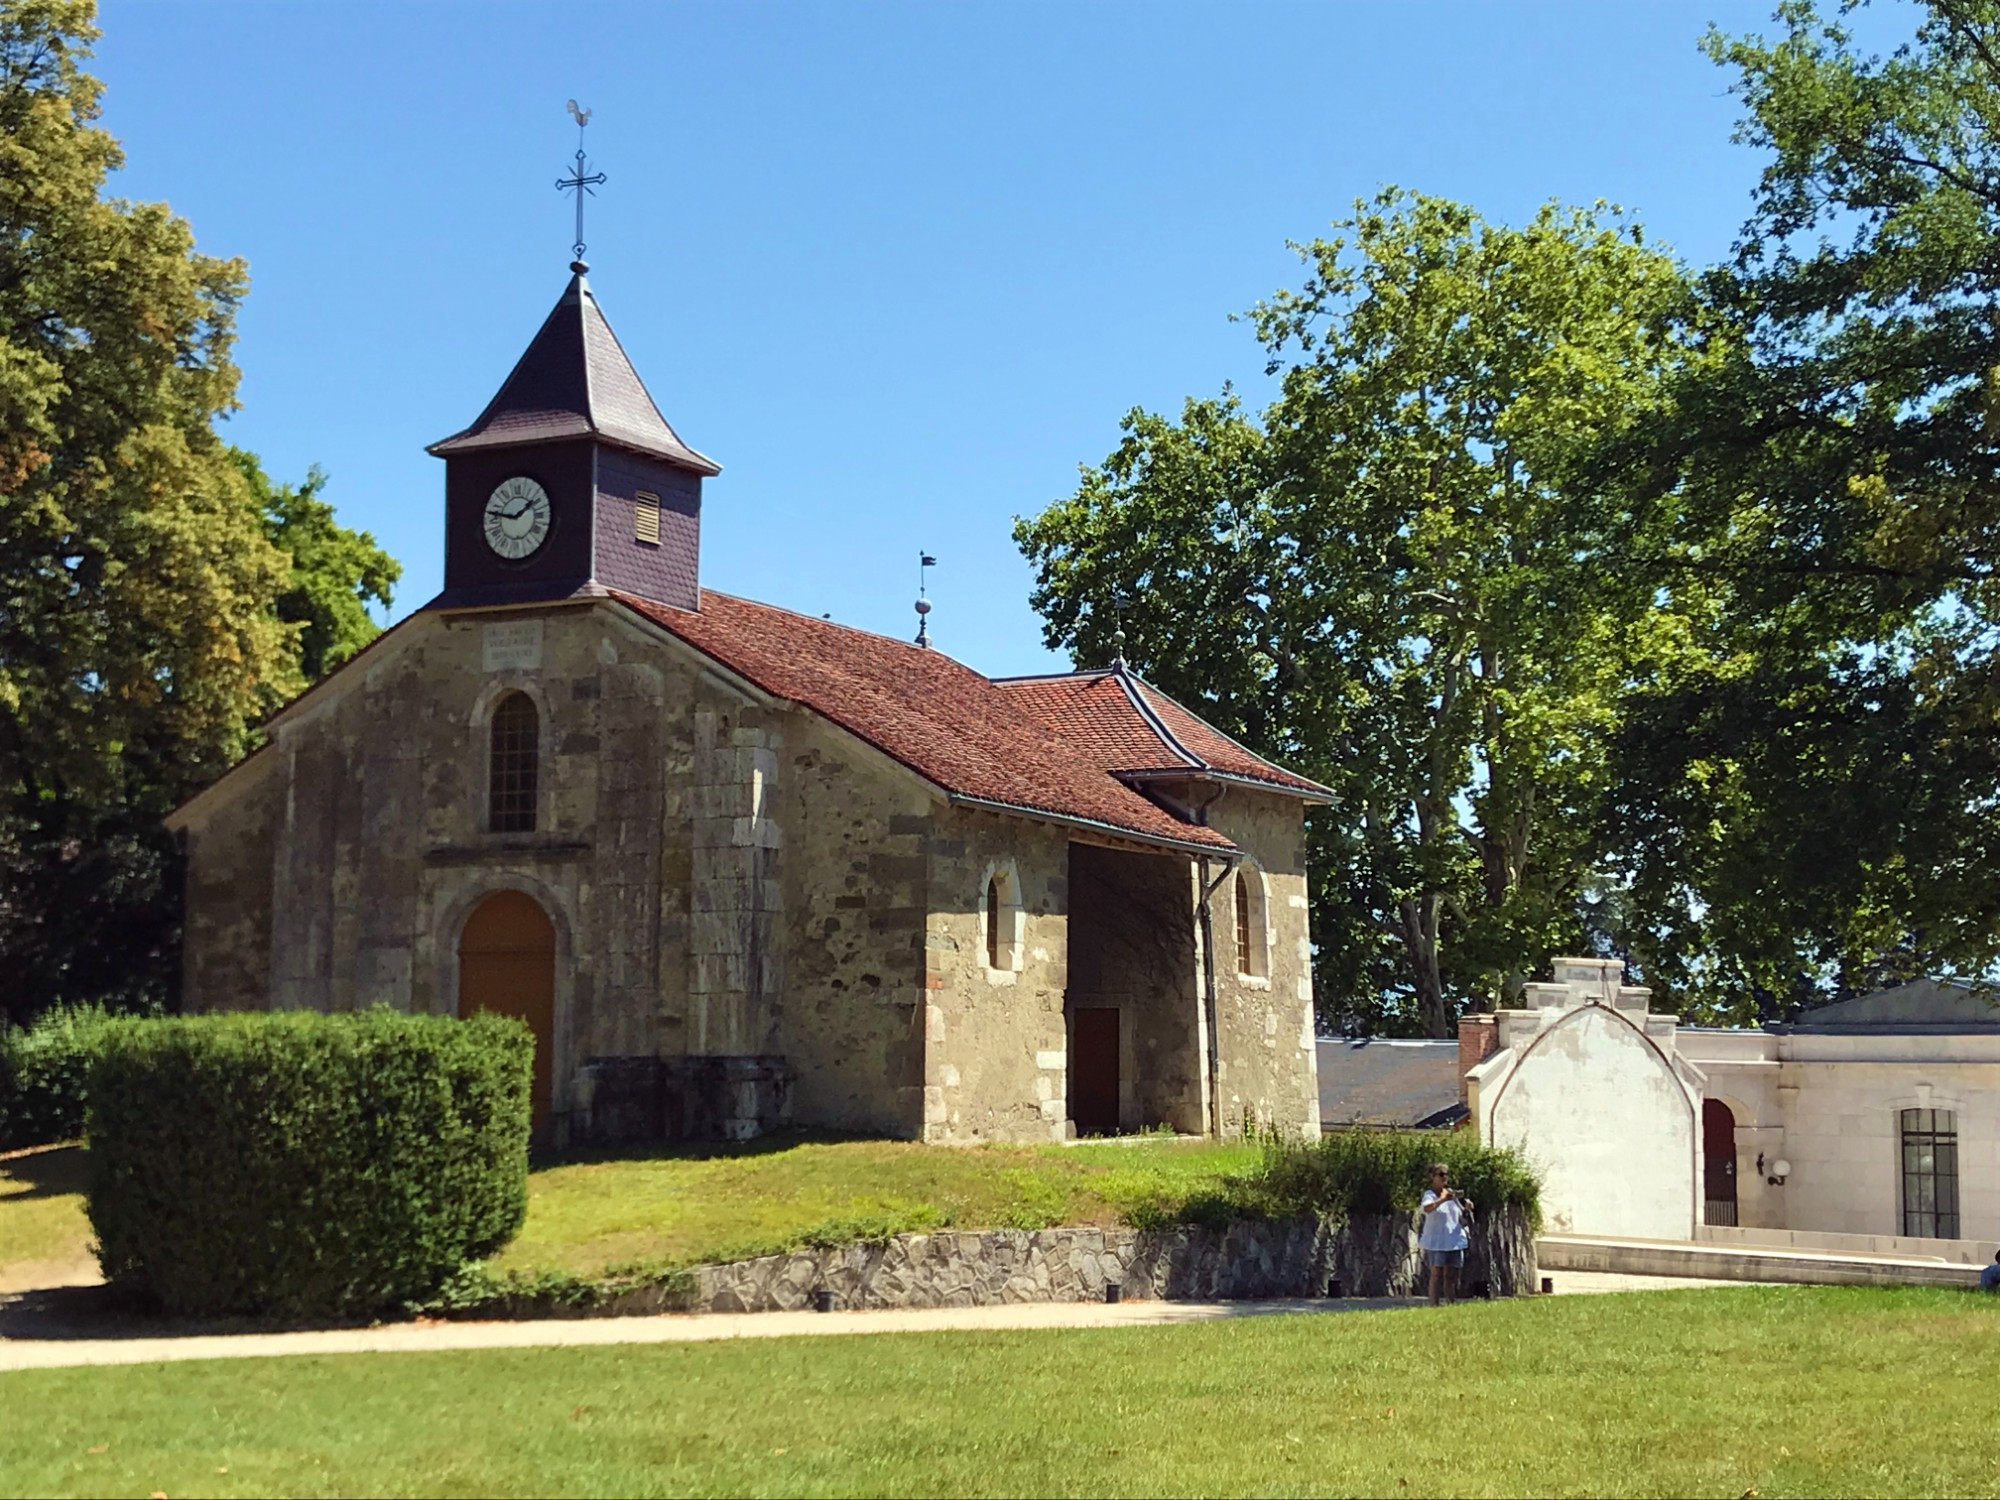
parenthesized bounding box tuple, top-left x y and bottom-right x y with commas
(1463, 959, 1997, 1263)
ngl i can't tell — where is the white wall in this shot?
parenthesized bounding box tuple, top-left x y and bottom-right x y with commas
(1481, 998, 1698, 1240)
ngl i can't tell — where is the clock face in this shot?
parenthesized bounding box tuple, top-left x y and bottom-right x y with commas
(483, 477, 552, 560)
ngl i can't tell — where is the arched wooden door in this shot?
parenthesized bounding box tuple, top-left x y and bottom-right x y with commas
(458, 890, 556, 1130)
(1702, 1098, 1738, 1226)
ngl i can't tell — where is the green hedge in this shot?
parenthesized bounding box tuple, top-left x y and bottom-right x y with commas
(0, 1005, 117, 1151)
(1251, 1128, 1541, 1221)
(87, 1009, 532, 1320)
(1152, 1128, 1540, 1229)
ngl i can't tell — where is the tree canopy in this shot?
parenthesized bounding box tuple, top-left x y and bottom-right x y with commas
(0, 0, 395, 1021)
(1018, 193, 1711, 1034)
(1024, 0, 2000, 1033)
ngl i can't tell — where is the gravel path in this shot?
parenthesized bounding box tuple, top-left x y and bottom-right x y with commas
(0, 1271, 1764, 1373)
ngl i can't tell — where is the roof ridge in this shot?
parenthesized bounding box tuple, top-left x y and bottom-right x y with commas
(1112, 666, 1206, 770)
(991, 669, 1117, 685)
(576, 276, 597, 441)
(426, 277, 582, 454)
(579, 278, 718, 470)
(1127, 673, 1295, 771)
(696, 589, 974, 663)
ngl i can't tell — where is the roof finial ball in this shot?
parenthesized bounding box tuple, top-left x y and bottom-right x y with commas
(915, 551, 937, 649)
(1111, 625, 1128, 671)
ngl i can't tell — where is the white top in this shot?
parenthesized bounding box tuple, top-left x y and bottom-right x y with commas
(1419, 1189, 1468, 1251)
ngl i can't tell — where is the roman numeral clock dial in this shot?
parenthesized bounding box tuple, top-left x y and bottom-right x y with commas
(483, 477, 552, 560)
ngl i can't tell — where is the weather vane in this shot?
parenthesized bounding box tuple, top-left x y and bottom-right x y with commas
(557, 100, 607, 268)
(915, 551, 937, 648)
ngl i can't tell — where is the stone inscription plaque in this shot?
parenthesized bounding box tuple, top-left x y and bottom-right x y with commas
(483, 620, 544, 672)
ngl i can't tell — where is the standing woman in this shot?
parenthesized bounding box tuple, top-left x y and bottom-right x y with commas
(1419, 1163, 1471, 1306)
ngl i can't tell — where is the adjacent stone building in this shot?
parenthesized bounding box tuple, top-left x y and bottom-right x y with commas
(167, 264, 1331, 1147)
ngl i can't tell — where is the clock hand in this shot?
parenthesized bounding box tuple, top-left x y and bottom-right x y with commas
(505, 502, 532, 521)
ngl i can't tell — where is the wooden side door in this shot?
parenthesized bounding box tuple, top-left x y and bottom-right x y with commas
(1071, 1006, 1120, 1137)
(458, 889, 557, 1130)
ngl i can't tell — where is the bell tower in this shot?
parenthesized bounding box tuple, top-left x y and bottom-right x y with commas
(425, 264, 719, 612)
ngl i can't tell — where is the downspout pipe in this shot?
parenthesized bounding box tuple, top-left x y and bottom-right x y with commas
(1196, 853, 1238, 1137)
(1180, 780, 1235, 1139)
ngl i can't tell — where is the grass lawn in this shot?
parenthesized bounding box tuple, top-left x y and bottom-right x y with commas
(0, 1145, 91, 1277)
(0, 1136, 1259, 1285)
(494, 1136, 1260, 1276)
(5, 1285, 2000, 1497)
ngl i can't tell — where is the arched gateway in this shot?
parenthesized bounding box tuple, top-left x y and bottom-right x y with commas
(458, 889, 557, 1129)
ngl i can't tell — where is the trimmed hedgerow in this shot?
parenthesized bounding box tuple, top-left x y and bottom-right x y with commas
(1140, 1127, 1540, 1230)
(0, 1004, 118, 1151)
(1251, 1127, 1541, 1222)
(86, 1008, 532, 1320)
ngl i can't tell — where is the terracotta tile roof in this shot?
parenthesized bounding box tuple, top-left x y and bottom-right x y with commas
(995, 670, 1333, 800)
(614, 592, 1237, 853)
(428, 270, 720, 476)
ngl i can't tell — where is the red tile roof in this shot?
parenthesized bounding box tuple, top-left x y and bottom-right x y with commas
(996, 671, 1333, 799)
(615, 591, 1240, 853)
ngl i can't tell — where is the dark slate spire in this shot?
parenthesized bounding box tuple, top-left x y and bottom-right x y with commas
(427, 269, 720, 476)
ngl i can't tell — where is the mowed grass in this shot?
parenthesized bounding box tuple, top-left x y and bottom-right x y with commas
(492, 1136, 1262, 1275)
(6, 1286, 2000, 1497)
(0, 1145, 91, 1273)
(0, 1137, 1259, 1284)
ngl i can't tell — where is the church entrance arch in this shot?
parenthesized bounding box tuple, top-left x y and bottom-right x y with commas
(1703, 1097, 1738, 1226)
(458, 889, 557, 1130)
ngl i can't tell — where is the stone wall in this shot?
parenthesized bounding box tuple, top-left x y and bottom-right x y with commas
(921, 807, 1072, 1143)
(684, 1207, 1538, 1313)
(775, 710, 937, 1139)
(1205, 789, 1320, 1138)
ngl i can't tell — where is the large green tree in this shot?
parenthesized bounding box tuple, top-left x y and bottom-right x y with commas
(1591, 0, 2000, 1018)
(0, 0, 394, 1021)
(1018, 193, 1710, 1034)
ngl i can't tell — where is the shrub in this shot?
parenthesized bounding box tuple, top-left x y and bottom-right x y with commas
(0, 1004, 117, 1151)
(1250, 1128, 1541, 1224)
(86, 1008, 532, 1320)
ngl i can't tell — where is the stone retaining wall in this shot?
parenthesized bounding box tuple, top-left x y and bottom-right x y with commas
(687, 1207, 1537, 1313)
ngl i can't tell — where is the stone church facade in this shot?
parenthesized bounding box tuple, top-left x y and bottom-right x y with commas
(168, 266, 1330, 1147)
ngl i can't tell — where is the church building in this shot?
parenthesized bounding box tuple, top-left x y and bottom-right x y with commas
(166, 263, 1331, 1147)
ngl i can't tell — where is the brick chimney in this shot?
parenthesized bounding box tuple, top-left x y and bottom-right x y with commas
(1457, 1014, 1498, 1103)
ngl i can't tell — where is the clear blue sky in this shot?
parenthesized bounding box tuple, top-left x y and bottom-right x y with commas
(90, 0, 1903, 676)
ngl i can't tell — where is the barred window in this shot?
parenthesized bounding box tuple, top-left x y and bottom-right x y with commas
(488, 692, 539, 833)
(1900, 1107, 1960, 1239)
(635, 491, 661, 546)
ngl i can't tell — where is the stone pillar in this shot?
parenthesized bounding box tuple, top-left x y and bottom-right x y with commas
(686, 708, 790, 1139)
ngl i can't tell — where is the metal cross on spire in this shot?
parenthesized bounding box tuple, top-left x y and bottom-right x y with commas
(557, 99, 607, 269)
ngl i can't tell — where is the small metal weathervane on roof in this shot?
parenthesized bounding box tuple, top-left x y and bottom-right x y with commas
(557, 99, 607, 270)
(915, 552, 937, 649)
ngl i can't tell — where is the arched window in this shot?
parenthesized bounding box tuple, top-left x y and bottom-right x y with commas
(984, 864, 1024, 974)
(1235, 875, 1253, 974)
(488, 691, 539, 833)
(1234, 866, 1268, 979)
(987, 875, 1004, 969)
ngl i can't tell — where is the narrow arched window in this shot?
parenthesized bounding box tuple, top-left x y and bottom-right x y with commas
(488, 691, 539, 833)
(1235, 874, 1253, 975)
(987, 876, 1004, 970)
(1234, 866, 1268, 979)
(984, 864, 1024, 974)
